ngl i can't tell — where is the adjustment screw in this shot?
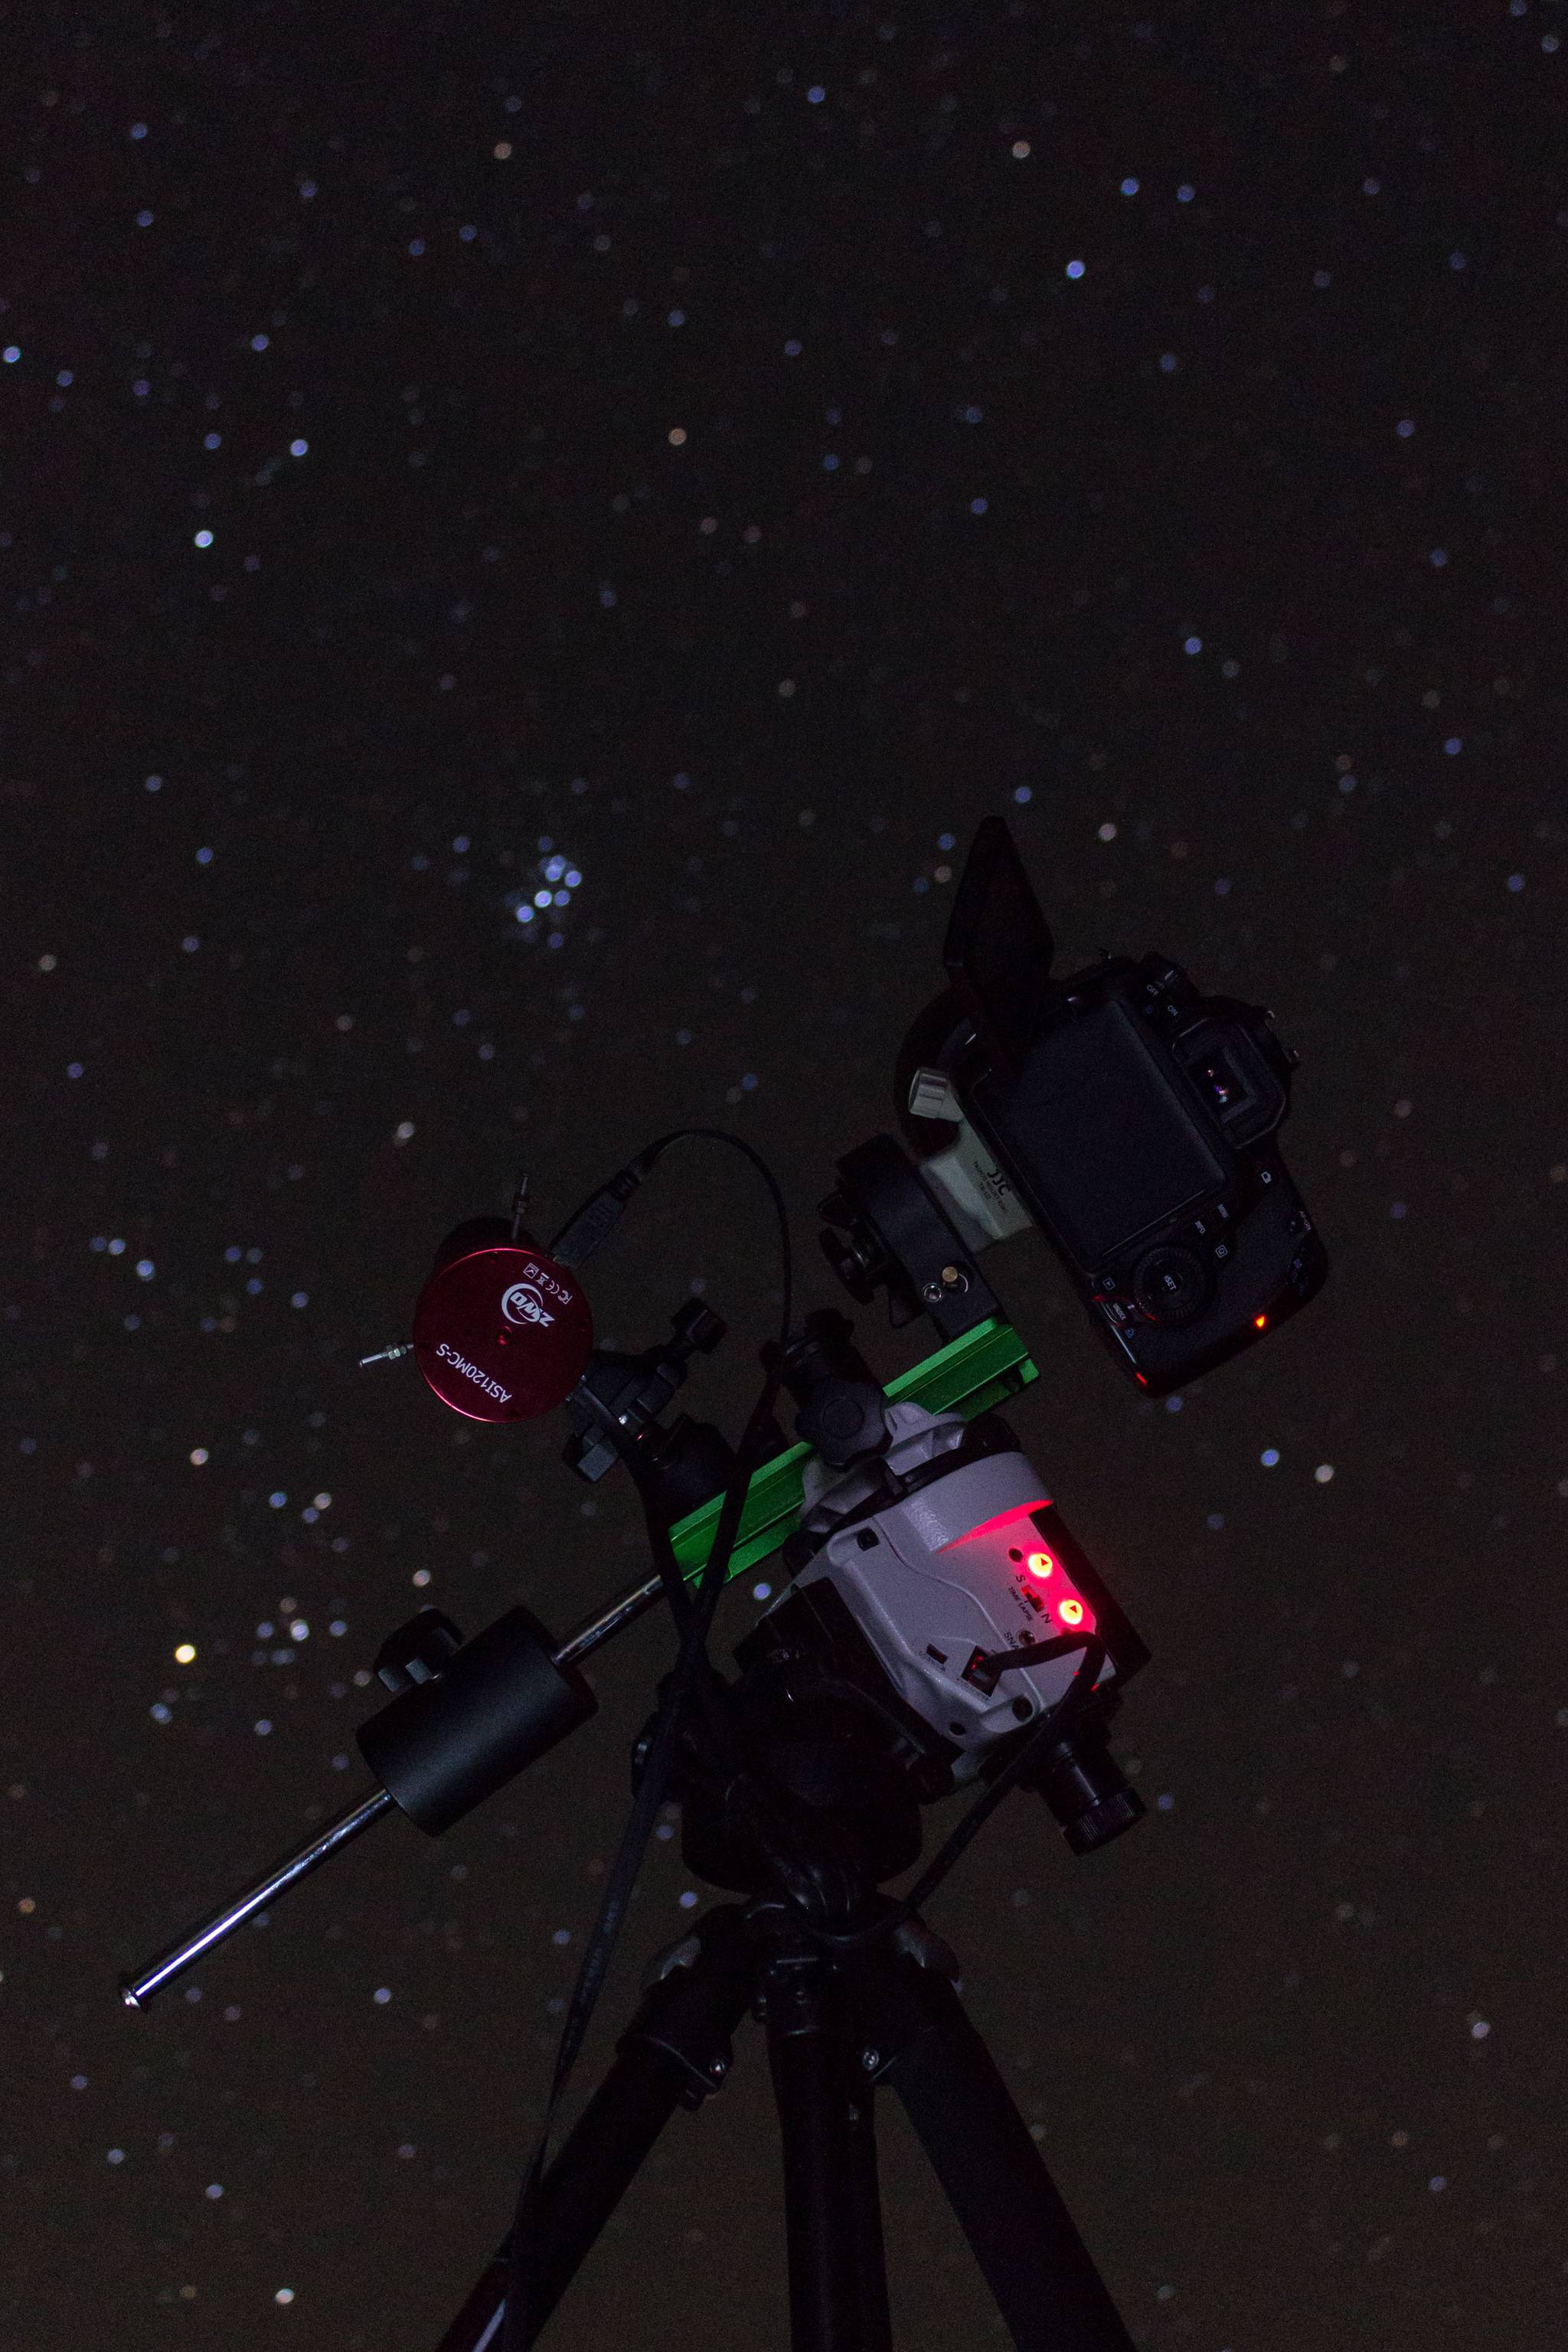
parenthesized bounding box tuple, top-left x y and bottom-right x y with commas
(861, 2047, 880, 2072)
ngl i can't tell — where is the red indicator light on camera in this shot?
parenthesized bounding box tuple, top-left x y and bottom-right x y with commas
(1024, 1550, 1056, 1579)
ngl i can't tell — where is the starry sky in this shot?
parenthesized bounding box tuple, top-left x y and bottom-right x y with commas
(5, 5, 1568, 2347)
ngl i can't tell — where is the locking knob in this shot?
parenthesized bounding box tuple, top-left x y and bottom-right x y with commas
(373, 1609, 464, 1695)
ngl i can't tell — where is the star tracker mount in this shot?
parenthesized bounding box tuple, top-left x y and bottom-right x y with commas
(119, 818, 1326, 2352)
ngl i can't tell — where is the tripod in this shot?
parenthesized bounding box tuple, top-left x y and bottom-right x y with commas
(435, 1627, 1139, 2352)
(439, 1894, 1136, 2352)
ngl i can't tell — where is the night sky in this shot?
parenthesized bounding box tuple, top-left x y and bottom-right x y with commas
(6, 5, 1568, 2347)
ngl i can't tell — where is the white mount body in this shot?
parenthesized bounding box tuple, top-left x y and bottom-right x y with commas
(789, 1401, 1108, 1768)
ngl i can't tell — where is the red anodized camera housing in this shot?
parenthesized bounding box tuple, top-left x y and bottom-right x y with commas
(411, 1221, 594, 1424)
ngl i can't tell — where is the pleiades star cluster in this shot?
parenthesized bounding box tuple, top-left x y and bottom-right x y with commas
(4, 5, 1567, 2348)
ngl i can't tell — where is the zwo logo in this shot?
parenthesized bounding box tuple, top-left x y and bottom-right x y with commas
(501, 1282, 556, 1330)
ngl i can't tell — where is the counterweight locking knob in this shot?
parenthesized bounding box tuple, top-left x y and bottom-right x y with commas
(373, 1609, 463, 1695)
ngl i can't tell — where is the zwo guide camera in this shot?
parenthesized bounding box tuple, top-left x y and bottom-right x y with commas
(122, 818, 1327, 2352)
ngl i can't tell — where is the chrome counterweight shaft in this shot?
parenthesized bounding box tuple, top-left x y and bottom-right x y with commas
(119, 1788, 397, 2010)
(119, 1570, 675, 2010)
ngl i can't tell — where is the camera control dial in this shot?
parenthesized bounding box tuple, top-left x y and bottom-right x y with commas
(1129, 1245, 1210, 1327)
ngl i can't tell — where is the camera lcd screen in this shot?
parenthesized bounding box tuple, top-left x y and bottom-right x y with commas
(975, 996, 1229, 1266)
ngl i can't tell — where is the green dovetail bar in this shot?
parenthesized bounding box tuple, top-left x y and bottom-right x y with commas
(665, 1315, 1040, 1593)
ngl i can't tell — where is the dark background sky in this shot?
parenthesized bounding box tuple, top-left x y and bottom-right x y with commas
(5, 3, 1567, 2347)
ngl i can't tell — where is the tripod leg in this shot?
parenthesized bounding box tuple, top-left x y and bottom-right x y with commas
(434, 1907, 755, 2352)
(845, 2073, 894, 2352)
(765, 1945, 891, 2352)
(861, 1945, 1136, 2352)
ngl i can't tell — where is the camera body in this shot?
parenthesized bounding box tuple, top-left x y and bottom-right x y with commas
(893, 818, 1327, 1396)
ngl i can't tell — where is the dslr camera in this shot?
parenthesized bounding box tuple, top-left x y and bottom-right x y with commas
(825, 815, 1327, 1395)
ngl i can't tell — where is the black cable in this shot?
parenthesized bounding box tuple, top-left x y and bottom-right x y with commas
(963, 1628, 1104, 1697)
(500, 1129, 793, 2352)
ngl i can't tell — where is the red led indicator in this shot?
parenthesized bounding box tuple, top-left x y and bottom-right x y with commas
(1253, 1313, 1267, 1329)
(1058, 1596, 1088, 1628)
(1024, 1550, 1056, 1579)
